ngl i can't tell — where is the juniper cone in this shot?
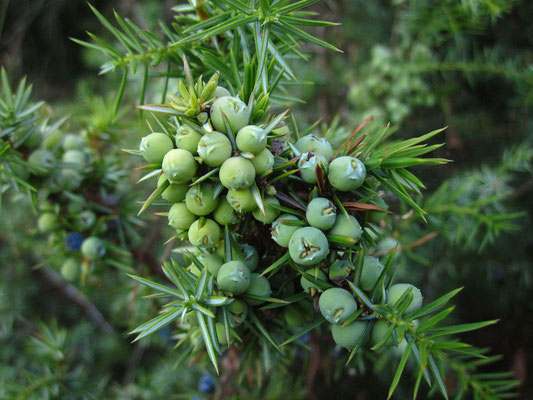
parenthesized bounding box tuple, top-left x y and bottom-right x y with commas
(162, 149, 197, 184)
(298, 151, 328, 184)
(140, 132, 174, 163)
(219, 157, 255, 190)
(319, 288, 358, 324)
(210, 96, 250, 133)
(387, 283, 423, 314)
(271, 214, 301, 247)
(288, 226, 330, 266)
(217, 261, 251, 295)
(197, 132, 232, 167)
(175, 126, 203, 155)
(296, 134, 333, 161)
(328, 156, 366, 191)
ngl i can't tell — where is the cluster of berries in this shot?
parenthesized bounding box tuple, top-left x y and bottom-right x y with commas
(27, 132, 132, 282)
(137, 74, 424, 352)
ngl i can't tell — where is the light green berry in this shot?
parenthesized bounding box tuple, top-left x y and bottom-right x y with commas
(63, 134, 87, 151)
(210, 96, 250, 134)
(271, 214, 300, 247)
(360, 256, 384, 291)
(252, 196, 280, 224)
(251, 148, 275, 175)
(328, 156, 366, 192)
(219, 157, 255, 190)
(197, 253, 224, 276)
(226, 189, 257, 213)
(236, 125, 267, 154)
(157, 175, 188, 203)
(319, 288, 358, 324)
(81, 237, 106, 260)
(175, 126, 203, 155)
(245, 273, 272, 305)
(288, 226, 329, 266)
(332, 321, 368, 349)
(185, 183, 219, 216)
(168, 202, 196, 230)
(306, 197, 336, 230)
(28, 149, 56, 175)
(214, 86, 231, 98)
(387, 283, 423, 314)
(61, 258, 79, 282)
(213, 198, 239, 225)
(328, 259, 355, 281)
(188, 218, 221, 247)
(38, 213, 60, 233)
(217, 260, 251, 295)
(328, 214, 362, 246)
(228, 299, 248, 327)
(140, 132, 174, 164)
(298, 152, 328, 184)
(197, 131, 232, 167)
(295, 134, 333, 161)
(162, 149, 197, 184)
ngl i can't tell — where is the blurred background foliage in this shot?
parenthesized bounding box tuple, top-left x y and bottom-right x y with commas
(1, 0, 532, 398)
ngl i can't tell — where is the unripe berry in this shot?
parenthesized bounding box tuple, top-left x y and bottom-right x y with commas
(387, 283, 423, 314)
(328, 214, 362, 245)
(328, 156, 366, 191)
(38, 213, 60, 233)
(81, 236, 106, 260)
(252, 196, 280, 224)
(28, 149, 56, 175)
(140, 132, 174, 164)
(360, 256, 384, 291)
(328, 259, 355, 281)
(228, 299, 248, 327)
(162, 149, 198, 184)
(197, 131, 232, 167)
(216, 260, 251, 295)
(283, 305, 306, 330)
(245, 273, 272, 305)
(175, 126, 202, 155)
(226, 189, 257, 212)
(157, 175, 187, 203)
(371, 320, 406, 346)
(63, 134, 87, 151)
(236, 125, 267, 154)
(300, 267, 327, 294)
(75, 210, 97, 231)
(306, 197, 336, 230)
(271, 214, 300, 247)
(197, 253, 224, 276)
(234, 243, 259, 272)
(213, 86, 231, 98)
(213, 198, 239, 225)
(188, 218, 221, 246)
(289, 226, 329, 266)
(295, 134, 333, 161)
(168, 202, 196, 230)
(298, 152, 328, 184)
(219, 157, 255, 190)
(61, 258, 79, 282)
(251, 148, 274, 175)
(210, 96, 250, 134)
(185, 183, 219, 216)
(331, 321, 368, 349)
(62, 150, 88, 166)
(319, 288, 358, 324)
(61, 169, 83, 191)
